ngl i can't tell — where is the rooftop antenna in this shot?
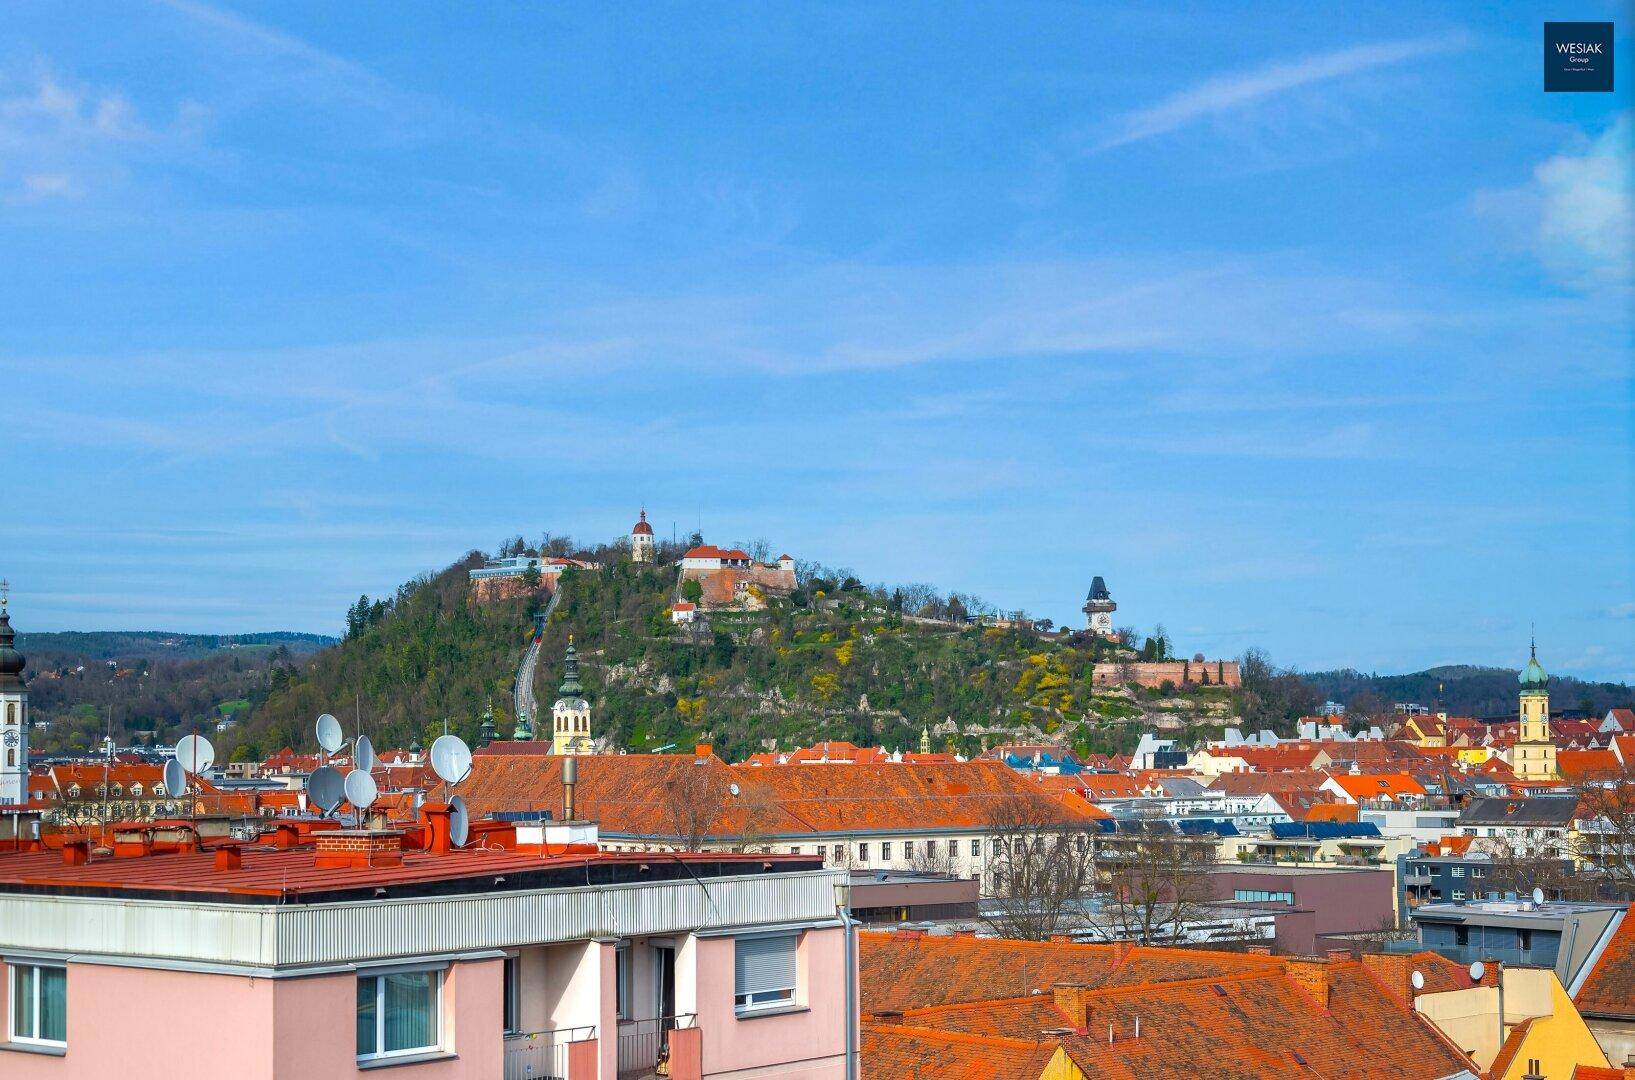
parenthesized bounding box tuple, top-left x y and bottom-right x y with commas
(307, 765, 344, 816)
(1410, 970, 1425, 992)
(355, 734, 376, 774)
(344, 768, 378, 822)
(171, 732, 214, 822)
(448, 794, 470, 848)
(315, 714, 343, 755)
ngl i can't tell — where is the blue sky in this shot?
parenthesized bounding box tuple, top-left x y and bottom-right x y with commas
(3, 2, 1631, 680)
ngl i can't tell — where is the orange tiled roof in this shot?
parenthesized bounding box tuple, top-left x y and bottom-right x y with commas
(859, 933, 1279, 1014)
(1559, 749, 1622, 781)
(1576, 905, 1635, 1019)
(860, 1024, 1059, 1079)
(863, 937, 1476, 1080)
(1324, 772, 1427, 801)
(459, 755, 1102, 840)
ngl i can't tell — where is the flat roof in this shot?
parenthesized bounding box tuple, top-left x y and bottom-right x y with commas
(0, 845, 823, 905)
(1206, 863, 1389, 877)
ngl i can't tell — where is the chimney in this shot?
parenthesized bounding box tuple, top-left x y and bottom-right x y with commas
(422, 804, 453, 854)
(215, 844, 244, 872)
(1052, 984, 1093, 1028)
(268, 822, 302, 849)
(1325, 948, 1354, 963)
(1474, 959, 1501, 988)
(61, 838, 90, 866)
(562, 756, 578, 822)
(695, 742, 713, 758)
(315, 829, 404, 869)
(890, 928, 924, 941)
(870, 1011, 905, 1025)
(1285, 958, 1332, 1010)
(1245, 945, 1273, 955)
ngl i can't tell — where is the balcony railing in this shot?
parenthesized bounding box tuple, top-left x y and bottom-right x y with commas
(504, 1024, 596, 1080)
(617, 1014, 696, 1079)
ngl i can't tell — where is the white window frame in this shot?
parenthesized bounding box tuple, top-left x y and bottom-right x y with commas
(9, 962, 67, 1047)
(734, 934, 798, 1015)
(503, 955, 521, 1035)
(356, 966, 443, 1062)
(615, 944, 632, 1020)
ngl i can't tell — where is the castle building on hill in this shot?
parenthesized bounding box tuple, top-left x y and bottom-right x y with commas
(551, 639, 593, 756)
(1508, 640, 1557, 781)
(630, 508, 655, 563)
(1082, 576, 1117, 637)
(468, 554, 598, 602)
(0, 591, 29, 807)
(678, 545, 797, 609)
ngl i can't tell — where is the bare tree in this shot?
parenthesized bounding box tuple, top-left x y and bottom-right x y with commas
(1570, 773, 1635, 894)
(1098, 820, 1215, 945)
(1468, 831, 1592, 902)
(980, 796, 1098, 940)
(898, 583, 940, 617)
(658, 760, 731, 851)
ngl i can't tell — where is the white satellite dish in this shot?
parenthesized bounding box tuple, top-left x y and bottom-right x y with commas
(355, 734, 376, 774)
(1410, 970, 1425, 991)
(430, 735, 472, 786)
(1468, 961, 1485, 983)
(344, 769, 378, 811)
(1531, 887, 1545, 906)
(448, 795, 470, 847)
(728, 782, 741, 797)
(307, 765, 345, 814)
(316, 714, 344, 754)
(174, 734, 215, 774)
(163, 757, 187, 798)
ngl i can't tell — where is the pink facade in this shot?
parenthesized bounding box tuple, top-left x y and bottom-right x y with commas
(3, 932, 849, 1079)
(0, 957, 502, 1080)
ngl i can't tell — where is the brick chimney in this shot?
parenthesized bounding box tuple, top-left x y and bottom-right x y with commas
(694, 743, 713, 758)
(61, 838, 90, 866)
(214, 844, 244, 872)
(1052, 984, 1094, 1027)
(1285, 958, 1332, 1010)
(315, 829, 404, 869)
(1358, 952, 1416, 1008)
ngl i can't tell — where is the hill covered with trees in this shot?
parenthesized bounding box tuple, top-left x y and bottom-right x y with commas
(227, 539, 1273, 763)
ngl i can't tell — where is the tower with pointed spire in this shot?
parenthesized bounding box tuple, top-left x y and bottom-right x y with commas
(1082, 576, 1117, 638)
(478, 701, 497, 748)
(0, 582, 29, 806)
(630, 509, 655, 564)
(1512, 636, 1557, 781)
(551, 637, 594, 755)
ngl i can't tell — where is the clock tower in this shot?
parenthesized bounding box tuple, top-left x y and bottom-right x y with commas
(1512, 638, 1557, 781)
(551, 638, 594, 756)
(0, 585, 28, 806)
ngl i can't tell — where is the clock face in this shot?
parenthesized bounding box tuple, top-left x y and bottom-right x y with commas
(2, 730, 18, 748)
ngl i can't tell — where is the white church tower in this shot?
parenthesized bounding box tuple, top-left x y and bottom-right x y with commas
(0, 585, 29, 806)
(630, 509, 655, 564)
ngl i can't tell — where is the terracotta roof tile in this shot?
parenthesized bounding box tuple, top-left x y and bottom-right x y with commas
(1576, 906, 1635, 1019)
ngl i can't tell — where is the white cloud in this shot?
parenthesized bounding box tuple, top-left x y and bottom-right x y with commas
(0, 66, 207, 200)
(1093, 35, 1459, 152)
(1533, 114, 1632, 290)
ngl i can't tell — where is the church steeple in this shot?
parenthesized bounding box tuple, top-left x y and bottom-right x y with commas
(552, 636, 592, 756)
(1513, 636, 1556, 780)
(0, 583, 30, 806)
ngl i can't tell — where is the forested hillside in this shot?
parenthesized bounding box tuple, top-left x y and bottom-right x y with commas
(1302, 665, 1633, 719)
(229, 546, 1264, 763)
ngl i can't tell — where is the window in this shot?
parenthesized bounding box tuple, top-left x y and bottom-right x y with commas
(970, 839, 981, 858)
(1451, 867, 1464, 877)
(615, 945, 631, 1020)
(816, 845, 826, 860)
(734, 935, 797, 1014)
(880, 842, 892, 860)
(357, 969, 441, 1060)
(129, 783, 143, 798)
(857, 843, 869, 862)
(10, 963, 66, 1046)
(924, 840, 937, 859)
(1233, 889, 1294, 904)
(1452, 890, 1466, 901)
(902, 841, 914, 859)
(503, 956, 520, 1034)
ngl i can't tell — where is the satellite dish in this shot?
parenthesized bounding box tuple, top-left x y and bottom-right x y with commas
(430, 735, 472, 786)
(1410, 970, 1425, 991)
(1468, 961, 1485, 983)
(163, 757, 187, 798)
(174, 734, 215, 774)
(316, 714, 344, 754)
(728, 782, 741, 797)
(355, 734, 376, 774)
(344, 769, 378, 811)
(307, 765, 345, 814)
(1532, 887, 1545, 906)
(449, 795, 470, 847)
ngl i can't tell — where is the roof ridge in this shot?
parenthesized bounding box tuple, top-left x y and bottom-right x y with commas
(863, 1023, 1057, 1051)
